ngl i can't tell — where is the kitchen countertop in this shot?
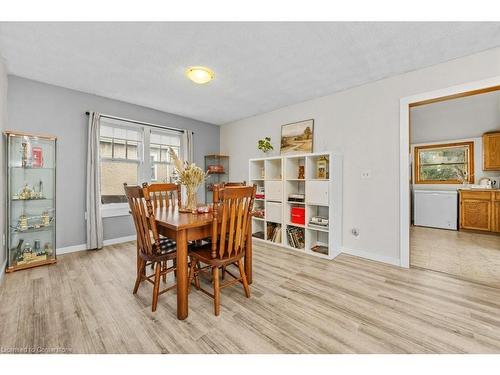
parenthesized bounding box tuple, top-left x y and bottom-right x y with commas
(457, 187, 500, 192)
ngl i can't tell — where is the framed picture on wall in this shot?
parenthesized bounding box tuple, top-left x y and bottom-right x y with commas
(280, 119, 314, 154)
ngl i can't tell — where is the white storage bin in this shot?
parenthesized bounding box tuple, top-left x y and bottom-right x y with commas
(306, 180, 329, 206)
(265, 180, 282, 201)
(266, 202, 282, 223)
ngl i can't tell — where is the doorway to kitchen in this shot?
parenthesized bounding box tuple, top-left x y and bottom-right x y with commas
(400, 80, 500, 287)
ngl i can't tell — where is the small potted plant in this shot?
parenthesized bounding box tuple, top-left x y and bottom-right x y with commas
(258, 137, 273, 154)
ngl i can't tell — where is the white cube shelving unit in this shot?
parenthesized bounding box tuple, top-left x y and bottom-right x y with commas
(249, 152, 342, 260)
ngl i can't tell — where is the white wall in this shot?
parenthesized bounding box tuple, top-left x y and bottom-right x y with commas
(0, 56, 7, 276)
(220, 46, 500, 265)
(410, 89, 500, 144)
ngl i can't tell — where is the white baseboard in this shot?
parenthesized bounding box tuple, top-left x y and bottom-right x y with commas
(57, 243, 87, 255)
(253, 238, 400, 266)
(341, 247, 401, 267)
(0, 259, 7, 285)
(103, 235, 136, 246)
(57, 235, 137, 256)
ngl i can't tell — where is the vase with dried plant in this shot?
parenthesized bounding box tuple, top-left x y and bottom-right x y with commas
(169, 147, 208, 213)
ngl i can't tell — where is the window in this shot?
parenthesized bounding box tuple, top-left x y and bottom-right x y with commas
(414, 141, 474, 184)
(150, 131, 181, 183)
(100, 124, 142, 204)
(99, 118, 183, 216)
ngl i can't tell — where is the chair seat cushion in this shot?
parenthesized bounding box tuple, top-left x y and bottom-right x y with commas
(159, 237, 176, 252)
(140, 237, 177, 262)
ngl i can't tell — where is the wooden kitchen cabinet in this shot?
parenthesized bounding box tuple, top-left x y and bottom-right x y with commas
(483, 131, 500, 171)
(459, 189, 500, 233)
(494, 192, 500, 233)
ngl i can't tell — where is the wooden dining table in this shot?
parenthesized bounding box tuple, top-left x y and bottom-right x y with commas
(154, 206, 253, 320)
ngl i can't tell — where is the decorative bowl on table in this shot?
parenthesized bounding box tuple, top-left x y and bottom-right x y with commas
(196, 205, 213, 214)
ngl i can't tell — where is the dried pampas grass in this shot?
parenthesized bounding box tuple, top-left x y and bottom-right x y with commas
(169, 147, 207, 189)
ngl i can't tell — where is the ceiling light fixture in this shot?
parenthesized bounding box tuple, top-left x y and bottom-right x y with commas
(185, 66, 215, 84)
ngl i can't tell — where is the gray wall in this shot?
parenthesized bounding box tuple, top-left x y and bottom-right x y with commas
(7, 76, 220, 248)
(0, 58, 7, 269)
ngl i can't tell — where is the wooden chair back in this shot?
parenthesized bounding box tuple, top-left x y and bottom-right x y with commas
(144, 183, 181, 210)
(224, 181, 247, 187)
(213, 182, 246, 203)
(211, 185, 256, 259)
(124, 184, 160, 257)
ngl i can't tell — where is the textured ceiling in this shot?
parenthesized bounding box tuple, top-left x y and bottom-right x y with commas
(1, 22, 500, 125)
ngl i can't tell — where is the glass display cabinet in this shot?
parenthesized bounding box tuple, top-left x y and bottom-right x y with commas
(4, 131, 57, 272)
(204, 154, 229, 203)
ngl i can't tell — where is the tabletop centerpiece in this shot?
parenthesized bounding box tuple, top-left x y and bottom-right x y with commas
(169, 147, 208, 213)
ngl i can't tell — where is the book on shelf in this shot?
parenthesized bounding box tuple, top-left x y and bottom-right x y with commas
(266, 222, 281, 243)
(286, 228, 295, 248)
(307, 222, 328, 230)
(273, 228, 281, 242)
(286, 226, 305, 249)
(288, 193, 305, 203)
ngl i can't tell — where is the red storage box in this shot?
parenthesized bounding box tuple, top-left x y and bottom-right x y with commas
(290, 207, 305, 225)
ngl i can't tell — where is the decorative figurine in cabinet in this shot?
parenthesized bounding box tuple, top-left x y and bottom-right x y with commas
(316, 155, 329, 179)
(204, 154, 229, 203)
(4, 131, 57, 272)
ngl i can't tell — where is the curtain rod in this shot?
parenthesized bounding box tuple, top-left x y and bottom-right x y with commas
(85, 111, 194, 134)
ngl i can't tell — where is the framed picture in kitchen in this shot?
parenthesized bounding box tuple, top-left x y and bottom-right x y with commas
(280, 119, 314, 155)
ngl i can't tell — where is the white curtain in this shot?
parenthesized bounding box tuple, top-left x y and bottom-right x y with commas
(86, 112, 104, 249)
(182, 130, 194, 163)
(181, 130, 194, 203)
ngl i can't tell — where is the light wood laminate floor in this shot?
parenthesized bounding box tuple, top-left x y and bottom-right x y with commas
(2, 240, 500, 353)
(411, 226, 500, 288)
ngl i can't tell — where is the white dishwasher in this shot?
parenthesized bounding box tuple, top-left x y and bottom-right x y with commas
(413, 190, 458, 230)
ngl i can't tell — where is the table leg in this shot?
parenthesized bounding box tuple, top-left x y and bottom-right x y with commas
(176, 229, 188, 320)
(245, 224, 253, 284)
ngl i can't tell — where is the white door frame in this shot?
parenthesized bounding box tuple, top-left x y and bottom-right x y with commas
(399, 75, 500, 268)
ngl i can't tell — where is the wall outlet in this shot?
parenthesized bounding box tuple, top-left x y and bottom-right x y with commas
(361, 170, 371, 179)
(351, 228, 360, 238)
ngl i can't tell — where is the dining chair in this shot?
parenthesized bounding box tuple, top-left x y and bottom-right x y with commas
(188, 185, 256, 316)
(124, 184, 178, 312)
(213, 181, 248, 280)
(213, 181, 246, 203)
(223, 181, 247, 186)
(145, 182, 181, 210)
(142, 182, 182, 278)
